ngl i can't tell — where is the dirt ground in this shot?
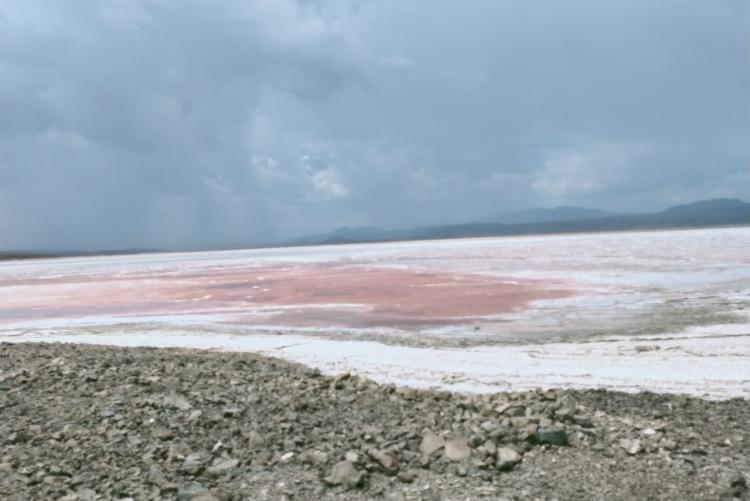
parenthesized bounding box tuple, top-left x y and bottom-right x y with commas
(1, 342, 748, 500)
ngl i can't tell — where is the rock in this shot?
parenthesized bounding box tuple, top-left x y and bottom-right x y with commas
(180, 453, 208, 475)
(397, 470, 417, 484)
(151, 426, 174, 440)
(324, 460, 363, 489)
(70, 472, 97, 487)
(535, 425, 568, 446)
(76, 489, 97, 501)
(571, 414, 594, 428)
(482, 440, 497, 456)
(222, 407, 241, 418)
(507, 405, 526, 417)
(300, 450, 329, 466)
(496, 447, 522, 471)
(495, 403, 512, 415)
(620, 438, 642, 455)
(555, 395, 577, 419)
(444, 435, 471, 462)
(659, 438, 677, 451)
(419, 432, 445, 457)
(279, 452, 295, 463)
(368, 448, 399, 473)
(148, 464, 167, 485)
(206, 458, 239, 476)
(724, 473, 747, 498)
(396, 387, 417, 400)
(247, 431, 265, 449)
(344, 450, 359, 463)
(178, 483, 217, 501)
(163, 393, 192, 411)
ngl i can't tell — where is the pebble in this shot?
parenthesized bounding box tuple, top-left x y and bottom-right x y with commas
(620, 438, 642, 455)
(324, 461, 363, 489)
(496, 448, 522, 471)
(444, 436, 472, 462)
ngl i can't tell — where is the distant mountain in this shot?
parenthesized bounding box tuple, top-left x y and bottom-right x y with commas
(289, 198, 750, 246)
(477, 206, 624, 224)
(287, 225, 394, 246)
(9, 199, 746, 259)
(661, 198, 749, 214)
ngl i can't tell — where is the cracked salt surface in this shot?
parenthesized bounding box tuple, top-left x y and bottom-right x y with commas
(1, 226, 749, 398)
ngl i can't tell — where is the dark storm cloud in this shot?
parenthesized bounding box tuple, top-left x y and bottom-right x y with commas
(1, 0, 747, 251)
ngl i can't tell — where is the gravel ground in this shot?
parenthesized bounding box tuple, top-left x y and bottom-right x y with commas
(1, 342, 748, 500)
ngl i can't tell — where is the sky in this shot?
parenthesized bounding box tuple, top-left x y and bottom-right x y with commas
(1, 0, 748, 251)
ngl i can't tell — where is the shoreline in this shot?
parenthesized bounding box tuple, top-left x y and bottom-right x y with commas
(2, 321, 748, 400)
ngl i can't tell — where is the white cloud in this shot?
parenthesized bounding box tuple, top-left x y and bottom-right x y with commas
(1, 0, 747, 250)
(532, 143, 653, 198)
(311, 168, 349, 199)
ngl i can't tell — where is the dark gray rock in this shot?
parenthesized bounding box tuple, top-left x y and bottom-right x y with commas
(535, 425, 568, 446)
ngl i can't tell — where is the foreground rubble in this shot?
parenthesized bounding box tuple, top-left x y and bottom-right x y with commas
(1, 342, 748, 500)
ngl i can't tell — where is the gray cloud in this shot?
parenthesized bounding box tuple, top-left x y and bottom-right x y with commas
(1, 0, 748, 251)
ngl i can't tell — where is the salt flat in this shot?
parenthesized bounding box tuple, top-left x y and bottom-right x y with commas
(2, 227, 749, 398)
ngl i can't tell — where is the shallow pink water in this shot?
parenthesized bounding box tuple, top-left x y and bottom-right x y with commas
(0, 263, 570, 328)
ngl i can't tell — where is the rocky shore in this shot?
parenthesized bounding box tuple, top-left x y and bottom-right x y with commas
(1, 342, 748, 500)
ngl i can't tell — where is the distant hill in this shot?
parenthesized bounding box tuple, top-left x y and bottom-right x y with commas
(477, 206, 624, 225)
(661, 198, 748, 214)
(290, 198, 750, 246)
(7, 199, 748, 259)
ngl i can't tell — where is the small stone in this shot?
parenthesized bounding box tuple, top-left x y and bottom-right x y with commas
(555, 395, 577, 419)
(536, 425, 568, 446)
(396, 387, 417, 400)
(206, 458, 239, 476)
(76, 489, 97, 501)
(279, 452, 295, 463)
(344, 450, 359, 463)
(620, 438, 642, 455)
(181, 453, 208, 475)
(151, 426, 174, 440)
(397, 470, 417, 484)
(571, 415, 594, 428)
(148, 464, 167, 485)
(659, 438, 677, 450)
(496, 448, 522, 471)
(222, 407, 241, 418)
(324, 460, 363, 489)
(419, 432, 445, 457)
(482, 440, 497, 456)
(368, 448, 399, 473)
(728, 473, 747, 497)
(163, 393, 192, 411)
(495, 403, 512, 415)
(177, 483, 217, 501)
(444, 435, 471, 462)
(247, 431, 265, 449)
(300, 450, 328, 466)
